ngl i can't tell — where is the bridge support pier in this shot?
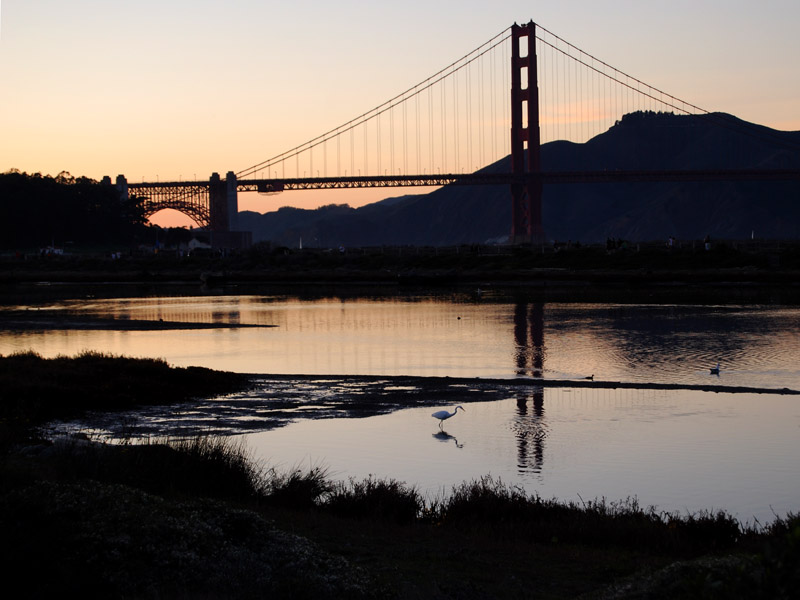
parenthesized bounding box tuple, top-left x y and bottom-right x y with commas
(209, 171, 238, 232)
(208, 171, 250, 249)
(510, 21, 544, 245)
(115, 175, 129, 201)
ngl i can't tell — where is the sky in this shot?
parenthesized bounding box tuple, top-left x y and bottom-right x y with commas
(2, 0, 799, 227)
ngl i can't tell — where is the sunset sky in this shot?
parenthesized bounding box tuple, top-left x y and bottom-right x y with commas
(2, 1, 798, 227)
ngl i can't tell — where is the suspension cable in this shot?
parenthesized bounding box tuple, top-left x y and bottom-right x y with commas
(535, 23, 800, 151)
(236, 28, 511, 179)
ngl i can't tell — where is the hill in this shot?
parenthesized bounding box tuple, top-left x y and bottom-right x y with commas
(239, 112, 800, 247)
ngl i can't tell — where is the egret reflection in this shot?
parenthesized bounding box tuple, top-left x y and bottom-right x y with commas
(432, 430, 463, 448)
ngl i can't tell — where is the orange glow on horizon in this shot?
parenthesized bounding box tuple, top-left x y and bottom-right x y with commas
(147, 187, 432, 229)
(2, 2, 798, 219)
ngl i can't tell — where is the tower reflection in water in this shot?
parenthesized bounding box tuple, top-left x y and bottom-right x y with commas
(513, 302, 548, 475)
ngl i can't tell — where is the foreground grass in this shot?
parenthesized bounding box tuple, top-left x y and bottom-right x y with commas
(3, 433, 798, 599)
(1, 354, 798, 597)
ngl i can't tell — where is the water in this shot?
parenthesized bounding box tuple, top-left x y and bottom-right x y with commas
(4, 294, 800, 388)
(244, 387, 800, 524)
(3, 291, 800, 523)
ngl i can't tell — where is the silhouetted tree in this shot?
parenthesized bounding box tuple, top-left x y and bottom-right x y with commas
(0, 170, 149, 249)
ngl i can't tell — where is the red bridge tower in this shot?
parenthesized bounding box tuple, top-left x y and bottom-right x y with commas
(510, 21, 544, 245)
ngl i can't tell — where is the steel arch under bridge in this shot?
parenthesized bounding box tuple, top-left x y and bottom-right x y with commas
(121, 172, 238, 232)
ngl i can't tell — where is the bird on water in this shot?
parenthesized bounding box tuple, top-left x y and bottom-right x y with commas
(710, 363, 720, 375)
(431, 406, 465, 430)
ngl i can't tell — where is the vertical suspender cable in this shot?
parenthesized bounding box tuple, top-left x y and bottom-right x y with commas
(479, 53, 485, 169)
(587, 55, 592, 139)
(454, 70, 459, 171)
(466, 62, 471, 171)
(557, 42, 563, 141)
(490, 44, 495, 161)
(505, 36, 510, 156)
(377, 112, 382, 175)
(560, 43, 565, 141)
(403, 98, 408, 175)
(566, 47, 571, 141)
(578, 50, 583, 142)
(428, 86, 433, 173)
(603, 67, 607, 132)
(415, 92, 420, 174)
(552, 40, 557, 141)
(442, 78, 447, 171)
(536, 38, 550, 143)
(391, 101, 395, 173)
(539, 37, 546, 145)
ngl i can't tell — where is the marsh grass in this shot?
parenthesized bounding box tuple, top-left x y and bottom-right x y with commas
(759, 512, 800, 594)
(160, 448, 764, 557)
(38, 434, 266, 502)
(5, 432, 798, 598)
(427, 475, 746, 555)
(0, 351, 250, 428)
(38, 436, 769, 556)
(325, 476, 422, 523)
(263, 464, 331, 509)
(256, 465, 799, 594)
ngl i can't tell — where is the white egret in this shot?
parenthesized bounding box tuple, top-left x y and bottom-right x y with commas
(431, 405, 465, 429)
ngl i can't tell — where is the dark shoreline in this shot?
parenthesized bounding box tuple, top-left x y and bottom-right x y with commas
(4, 266, 800, 288)
(3, 355, 798, 599)
(245, 372, 800, 396)
(0, 310, 275, 331)
(3, 238, 800, 306)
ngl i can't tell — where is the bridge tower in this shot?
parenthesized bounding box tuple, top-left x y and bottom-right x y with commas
(510, 21, 544, 245)
(209, 171, 239, 232)
(113, 175, 129, 201)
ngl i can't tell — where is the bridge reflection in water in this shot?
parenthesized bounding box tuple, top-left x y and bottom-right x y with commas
(512, 302, 547, 475)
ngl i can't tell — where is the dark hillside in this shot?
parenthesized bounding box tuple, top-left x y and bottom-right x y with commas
(239, 112, 800, 246)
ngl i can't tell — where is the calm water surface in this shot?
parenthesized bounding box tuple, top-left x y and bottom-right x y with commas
(244, 387, 800, 524)
(4, 294, 800, 387)
(3, 292, 799, 522)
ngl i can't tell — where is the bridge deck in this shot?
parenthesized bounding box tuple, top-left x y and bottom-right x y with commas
(127, 169, 800, 194)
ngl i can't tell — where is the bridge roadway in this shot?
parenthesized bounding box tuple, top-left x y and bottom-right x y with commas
(123, 168, 800, 234)
(127, 168, 800, 195)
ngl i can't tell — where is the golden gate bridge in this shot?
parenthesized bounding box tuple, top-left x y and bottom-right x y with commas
(116, 21, 800, 245)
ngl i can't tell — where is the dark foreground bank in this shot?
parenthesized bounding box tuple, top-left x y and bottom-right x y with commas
(1, 354, 798, 598)
(0, 351, 251, 438)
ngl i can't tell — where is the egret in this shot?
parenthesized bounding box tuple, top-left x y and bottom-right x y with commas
(431, 405, 465, 429)
(710, 363, 720, 375)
